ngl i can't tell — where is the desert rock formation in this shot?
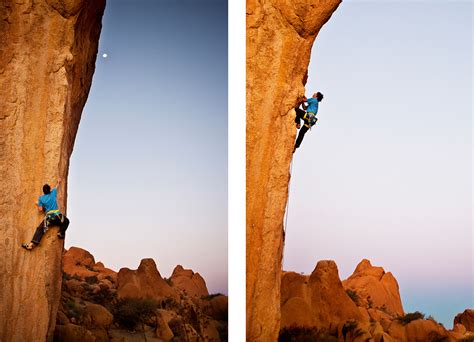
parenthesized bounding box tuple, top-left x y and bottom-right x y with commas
(280, 259, 473, 341)
(170, 265, 210, 298)
(117, 258, 178, 301)
(0, 1, 105, 341)
(246, 0, 341, 340)
(57, 247, 228, 341)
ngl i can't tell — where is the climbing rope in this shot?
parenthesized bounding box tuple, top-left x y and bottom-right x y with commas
(282, 157, 294, 269)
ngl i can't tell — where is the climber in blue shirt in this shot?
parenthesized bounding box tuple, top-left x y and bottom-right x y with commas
(22, 178, 70, 250)
(294, 92, 324, 152)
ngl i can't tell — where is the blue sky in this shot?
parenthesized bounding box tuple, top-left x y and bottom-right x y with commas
(284, 1, 472, 327)
(67, 0, 228, 294)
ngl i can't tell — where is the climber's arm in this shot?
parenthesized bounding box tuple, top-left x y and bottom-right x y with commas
(36, 200, 44, 212)
(53, 178, 62, 189)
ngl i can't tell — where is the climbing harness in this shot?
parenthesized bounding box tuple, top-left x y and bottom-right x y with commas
(303, 112, 317, 128)
(43, 209, 64, 232)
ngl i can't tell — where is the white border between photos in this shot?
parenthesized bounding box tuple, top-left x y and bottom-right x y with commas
(228, 0, 246, 340)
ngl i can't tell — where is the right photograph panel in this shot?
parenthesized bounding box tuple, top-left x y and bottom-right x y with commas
(246, 1, 473, 341)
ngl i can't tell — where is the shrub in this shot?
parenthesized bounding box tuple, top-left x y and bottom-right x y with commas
(397, 311, 425, 325)
(164, 278, 173, 286)
(201, 293, 224, 301)
(64, 298, 84, 321)
(278, 326, 337, 342)
(62, 273, 72, 281)
(112, 297, 159, 330)
(89, 287, 115, 307)
(345, 289, 359, 304)
(85, 276, 98, 284)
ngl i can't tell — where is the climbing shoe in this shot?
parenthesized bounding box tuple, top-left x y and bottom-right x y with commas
(21, 243, 33, 251)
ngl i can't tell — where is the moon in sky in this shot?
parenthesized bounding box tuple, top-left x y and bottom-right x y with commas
(102, 53, 108, 58)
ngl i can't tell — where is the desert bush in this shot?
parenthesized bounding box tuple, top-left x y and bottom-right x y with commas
(85, 275, 98, 284)
(64, 298, 84, 321)
(62, 273, 72, 281)
(460, 337, 474, 342)
(201, 293, 224, 301)
(278, 326, 337, 342)
(345, 289, 359, 304)
(397, 311, 425, 325)
(164, 277, 173, 286)
(88, 287, 115, 308)
(112, 297, 159, 330)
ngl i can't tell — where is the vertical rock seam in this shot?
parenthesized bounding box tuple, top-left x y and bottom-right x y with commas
(0, 1, 105, 341)
(246, 0, 341, 340)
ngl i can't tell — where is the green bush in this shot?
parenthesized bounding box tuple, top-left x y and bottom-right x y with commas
(112, 297, 159, 330)
(397, 311, 425, 325)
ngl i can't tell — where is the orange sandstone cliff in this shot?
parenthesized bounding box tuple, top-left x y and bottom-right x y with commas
(0, 1, 105, 341)
(246, 0, 341, 340)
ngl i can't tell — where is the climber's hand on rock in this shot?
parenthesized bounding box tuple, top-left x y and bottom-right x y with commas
(296, 123, 301, 129)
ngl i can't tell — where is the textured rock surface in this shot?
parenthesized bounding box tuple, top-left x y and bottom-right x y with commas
(454, 309, 474, 332)
(170, 264, 209, 297)
(343, 259, 404, 316)
(280, 261, 365, 331)
(57, 248, 228, 341)
(117, 258, 178, 301)
(280, 259, 465, 341)
(246, 0, 341, 340)
(0, 1, 105, 341)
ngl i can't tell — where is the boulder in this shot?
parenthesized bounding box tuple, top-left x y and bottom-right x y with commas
(54, 324, 95, 342)
(343, 259, 404, 316)
(280, 260, 365, 331)
(117, 259, 178, 301)
(454, 309, 474, 332)
(156, 310, 174, 341)
(170, 265, 209, 297)
(84, 303, 113, 329)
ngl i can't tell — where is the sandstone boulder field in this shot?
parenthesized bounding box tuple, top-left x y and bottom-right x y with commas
(0, 1, 105, 341)
(246, 0, 341, 340)
(57, 247, 228, 341)
(280, 259, 474, 341)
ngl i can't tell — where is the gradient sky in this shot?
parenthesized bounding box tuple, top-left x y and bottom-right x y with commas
(67, 0, 228, 294)
(284, 1, 472, 327)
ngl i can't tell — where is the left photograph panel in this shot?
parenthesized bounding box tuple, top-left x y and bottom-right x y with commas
(0, 0, 228, 341)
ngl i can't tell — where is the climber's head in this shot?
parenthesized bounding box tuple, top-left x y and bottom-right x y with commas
(43, 184, 51, 195)
(314, 92, 324, 102)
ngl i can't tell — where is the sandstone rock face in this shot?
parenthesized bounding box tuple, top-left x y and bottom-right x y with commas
(280, 261, 365, 331)
(343, 259, 404, 316)
(454, 309, 474, 332)
(0, 1, 105, 341)
(246, 0, 341, 340)
(170, 265, 209, 297)
(117, 258, 178, 301)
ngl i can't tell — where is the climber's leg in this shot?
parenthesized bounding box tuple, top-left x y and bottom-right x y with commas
(58, 215, 69, 239)
(31, 220, 46, 245)
(294, 125, 309, 150)
(295, 107, 305, 126)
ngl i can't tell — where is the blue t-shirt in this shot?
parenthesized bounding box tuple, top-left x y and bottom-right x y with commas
(306, 98, 319, 114)
(38, 188, 58, 213)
